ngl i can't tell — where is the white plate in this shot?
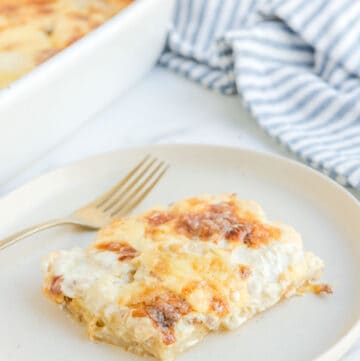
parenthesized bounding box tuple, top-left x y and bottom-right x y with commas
(0, 144, 359, 361)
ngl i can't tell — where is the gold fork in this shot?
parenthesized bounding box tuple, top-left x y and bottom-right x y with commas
(0, 155, 169, 251)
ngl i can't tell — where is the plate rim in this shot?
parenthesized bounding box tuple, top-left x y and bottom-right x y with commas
(1, 143, 359, 361)
(2, 143, 359, 208)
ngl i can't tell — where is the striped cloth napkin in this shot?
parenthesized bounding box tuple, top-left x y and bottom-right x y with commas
(159, 0, 360, 191)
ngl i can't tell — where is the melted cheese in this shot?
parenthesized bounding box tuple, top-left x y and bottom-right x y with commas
(42, 194, 330, 361)
(0, 0, 133, 89)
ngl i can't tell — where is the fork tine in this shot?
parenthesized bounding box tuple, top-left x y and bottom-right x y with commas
(107, 161, 164, 215)
(110, 163, 169, 217)
(118, 165, 169, 217)
(100, 157, 159, 211)
(93, 155, 151, 208)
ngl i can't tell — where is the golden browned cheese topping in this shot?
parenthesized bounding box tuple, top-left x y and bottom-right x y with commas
(90, 195, 285, 344)
(146, 211, 174, 226)
(146, 200, 280, 248)
(0, 0, 133, 88)
(131, 290, 191, 345)
(210, 296, 228, 317)
(238, 264, 252, 280)
(303, 283, 333, 295)
(313, 284, 333, 294)
(50, 275, 63, 295)
(95, 241, 137, 261)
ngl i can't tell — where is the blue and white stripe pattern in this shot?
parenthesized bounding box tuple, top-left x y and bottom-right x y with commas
(159, 0, 360, 191)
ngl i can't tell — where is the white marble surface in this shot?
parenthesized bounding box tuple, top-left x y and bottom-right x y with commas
(1, 66, 359, 359)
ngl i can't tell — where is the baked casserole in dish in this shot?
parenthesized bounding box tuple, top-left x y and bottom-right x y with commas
(0, 0, 173, 184)
(0, 0, 133, 89)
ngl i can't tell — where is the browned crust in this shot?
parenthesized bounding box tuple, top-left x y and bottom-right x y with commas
(43, 275, 65, 304)
(210, 296, 228, 317)
(131, 290, 192, 346)
(299, 282, 333, 295)
(95, 241, 138, 261)
(50, 275, 63, 295)
(145, 199, 280, 248)
(147, 211, 174, 226)
(238, 265, 252, 280)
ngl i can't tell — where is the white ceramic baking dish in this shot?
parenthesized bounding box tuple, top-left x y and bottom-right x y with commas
(0, 0, 174, 185)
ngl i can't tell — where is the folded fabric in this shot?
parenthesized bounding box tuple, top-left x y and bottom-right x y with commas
(159, 0, 360, 191)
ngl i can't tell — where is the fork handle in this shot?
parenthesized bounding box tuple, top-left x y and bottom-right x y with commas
(0, 218, 95, 251)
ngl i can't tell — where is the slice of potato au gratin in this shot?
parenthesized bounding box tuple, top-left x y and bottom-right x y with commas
(42, 194, 331, 361)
